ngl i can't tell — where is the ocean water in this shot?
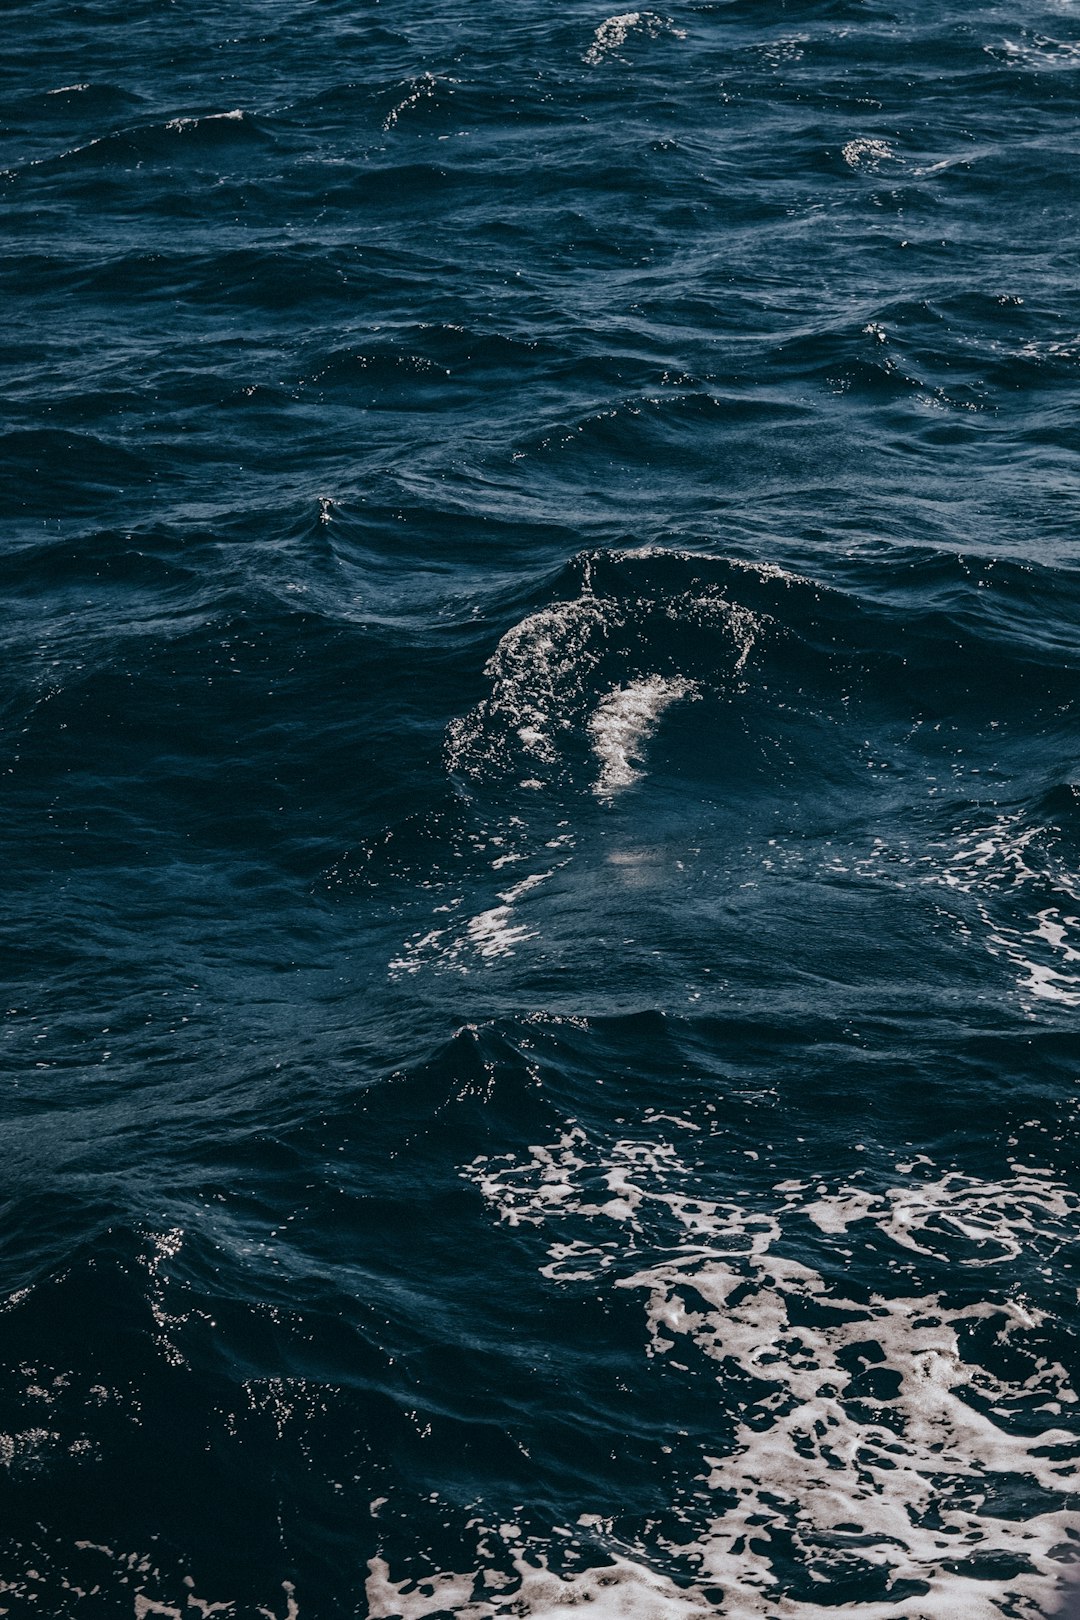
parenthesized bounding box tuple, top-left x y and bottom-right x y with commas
(2, 0, 1080, 1614)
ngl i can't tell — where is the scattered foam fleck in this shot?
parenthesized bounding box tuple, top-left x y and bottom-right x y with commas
(383, 72, 439, 131)
(934, 811, 1080, 1008)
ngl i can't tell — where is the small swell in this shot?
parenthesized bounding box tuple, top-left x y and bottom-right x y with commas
(16, 109, 269, 175)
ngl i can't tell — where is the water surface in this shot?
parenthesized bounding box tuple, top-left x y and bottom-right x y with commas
(2, 1, 1079, 1614)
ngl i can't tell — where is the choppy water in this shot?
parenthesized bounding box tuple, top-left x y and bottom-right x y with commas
(2, 1, 1080, 1615)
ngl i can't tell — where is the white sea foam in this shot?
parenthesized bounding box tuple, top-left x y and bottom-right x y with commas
(584, 12, 686, 67)
(137, 1226, 188, 1368)
(376, 1135, 1080, 1618)
(447, 592, 610, 782)
(1017, 335, 1080, 366)
(934, 811, 1080, 1008)
(989, 35, 1080, 71)
(756, 36, 807, 70)
(5, 1543, 299, 1618)
(164, 109, 245, 132)
(589, 675, 697, 797)
(465, 903, 537, 961)
(389, 868, 562, 976)
(367, 1547, 713, 1620)
(842, 138, 897, 171)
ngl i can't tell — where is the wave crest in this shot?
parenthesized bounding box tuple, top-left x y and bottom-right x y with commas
(446, 552, 764, 796)
(584, 12, 687, 66)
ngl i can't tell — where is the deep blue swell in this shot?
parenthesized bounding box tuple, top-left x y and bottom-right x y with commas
(2, 1, 1079, 1614)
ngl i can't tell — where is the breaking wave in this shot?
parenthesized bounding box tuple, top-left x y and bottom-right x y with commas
(445, 551, 766, 794)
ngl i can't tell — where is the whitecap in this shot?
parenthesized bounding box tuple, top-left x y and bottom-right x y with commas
(584, 12, 686, 67)
(445, 557, 761, 792)
(164, 109, 245, 132)
(589, 675, 697, 797)
(842, 137, 897, 171)
(446, 591, 612, 781)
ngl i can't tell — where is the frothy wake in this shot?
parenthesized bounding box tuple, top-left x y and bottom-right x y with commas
(366, 1134, 1079, 1618)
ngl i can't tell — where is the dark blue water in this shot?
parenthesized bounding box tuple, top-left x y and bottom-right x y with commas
(3, 1, 1080, 1614)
